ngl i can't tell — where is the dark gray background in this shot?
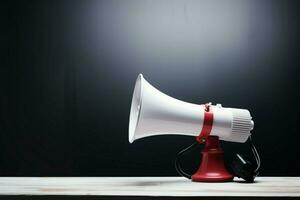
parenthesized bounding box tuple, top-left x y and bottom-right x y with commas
(1, 0, 299, 176)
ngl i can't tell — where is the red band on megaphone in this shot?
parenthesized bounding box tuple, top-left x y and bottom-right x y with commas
(196, 103, 214, 143)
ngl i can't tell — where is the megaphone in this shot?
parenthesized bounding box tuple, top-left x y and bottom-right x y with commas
(129, 74, 254, 143)
(129, 74, 256, 182)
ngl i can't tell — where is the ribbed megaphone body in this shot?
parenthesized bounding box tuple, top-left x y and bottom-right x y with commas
(129, 74, 254, 143)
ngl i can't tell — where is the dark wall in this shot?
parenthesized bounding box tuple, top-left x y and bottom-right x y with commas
(1, 0, 299, 176)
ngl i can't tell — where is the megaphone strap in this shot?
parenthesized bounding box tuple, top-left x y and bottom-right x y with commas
(196, 103, 214, 143)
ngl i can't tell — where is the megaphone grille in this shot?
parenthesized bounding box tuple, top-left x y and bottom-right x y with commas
(129, 74, 143, 143)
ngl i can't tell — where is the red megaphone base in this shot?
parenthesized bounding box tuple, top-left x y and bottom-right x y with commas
(192, 136, 233, 182)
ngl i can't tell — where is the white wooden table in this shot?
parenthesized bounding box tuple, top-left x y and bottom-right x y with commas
(0, 177, 299, 199)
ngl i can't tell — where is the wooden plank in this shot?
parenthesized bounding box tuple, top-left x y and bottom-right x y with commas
(0, 177, 299, 197)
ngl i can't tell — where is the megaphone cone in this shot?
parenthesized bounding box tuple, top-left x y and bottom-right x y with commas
(129, 74, 206, 143)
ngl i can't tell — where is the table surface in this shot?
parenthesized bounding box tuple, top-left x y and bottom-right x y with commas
(0, 177, 299, 197)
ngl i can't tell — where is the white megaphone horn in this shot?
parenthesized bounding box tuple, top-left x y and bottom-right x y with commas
(129, 74, 254, 144)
